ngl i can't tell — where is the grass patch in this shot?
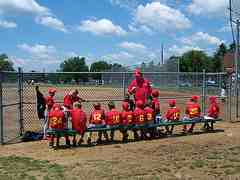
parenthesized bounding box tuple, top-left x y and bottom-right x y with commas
(191, 160, 207, 168)
(0, 156, 66, 180)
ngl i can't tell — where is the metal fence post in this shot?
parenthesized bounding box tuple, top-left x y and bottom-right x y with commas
(123, 72, 126, 97)
(0, 72, 3, 144)
(229, 76, 232, 122)
(18, 67, 24, 136)
(202, 69, 206, 115)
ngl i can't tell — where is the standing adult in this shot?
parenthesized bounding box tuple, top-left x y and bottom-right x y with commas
(128, 69, 152, 105)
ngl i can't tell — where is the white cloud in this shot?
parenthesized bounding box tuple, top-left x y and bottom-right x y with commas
(0, 0, 49, 15)
(134, 2, 191, 33)
(0, 0, 68, 32)
(218, 25, 232, 33)
(118, 41, 147, 52)
(18, 43, 57, 59)
(180, 32, 224, 46)
(78, 18, 127, 36)
(35, 16, 67, 32)
(187, 0, 228, 16)
(109, 0, 139, 10)
(169, 45, 202, 56)
(0, 19, 17, 28)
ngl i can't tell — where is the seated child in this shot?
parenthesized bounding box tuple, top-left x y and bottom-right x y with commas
(144, 102, 155, 138)
(48, 103, 70, 148)
(165, 99, 181, 134)
(106, 101, 121, 141)
(70, 102, 87, 146)
(151, 90, 161, 123)
(183, 96, 201, 133)
(121, 102, 134, 142)
(204, 96, 220, 130)
(123, 93, 135, 111)
(88, 103, 108, 144)
(133, 100, 146, 140)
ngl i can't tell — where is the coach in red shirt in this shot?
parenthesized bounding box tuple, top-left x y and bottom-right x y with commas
(128, 69, 152, 105)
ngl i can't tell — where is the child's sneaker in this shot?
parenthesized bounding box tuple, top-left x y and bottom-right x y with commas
(65, 139, 71, 147)
(78, 139, 84, 146)
(87, 138, 91, 145)
(72, 140, 77, 147)
(49, 141, 54, 148)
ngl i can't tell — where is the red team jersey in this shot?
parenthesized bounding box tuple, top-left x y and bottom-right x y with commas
(134, 107, 146, 125)
(63, 94, 81, 109)
(152, 98, 160, 114)
(208, 103, 219, 118)
(144, 106, 155, 122)
(165, 107, 181, 121)
(48, 109, 65, 129)
(45, 96, 55, 111)
(106, 109, 121, 126)
(70, 109, 87, 135)
(90, 109, 105, 125)
(121, 111, 134, 125)
(128, 79, 152, 104)
(186, 102, 201, 118)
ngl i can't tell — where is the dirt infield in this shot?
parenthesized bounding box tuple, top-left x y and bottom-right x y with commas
(0, 121, 240, 179)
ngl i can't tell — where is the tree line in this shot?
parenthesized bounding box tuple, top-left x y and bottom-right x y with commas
(0, 43, 236, 76)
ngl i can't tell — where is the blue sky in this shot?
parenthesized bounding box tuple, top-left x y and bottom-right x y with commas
(0, 0, 234, 71)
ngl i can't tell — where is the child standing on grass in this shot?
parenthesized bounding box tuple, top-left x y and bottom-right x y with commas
(165, 99, 181, 134)
(105, 101, 121, 141)
(88, 103, 108, 144)
(70, 102, 87, 146)
(48, 104, 70, 148)
(121, 101, 134, 142)
(204, 96, 220, 130)
(183, 96, 201, 133)
(151, 90, 161, 123)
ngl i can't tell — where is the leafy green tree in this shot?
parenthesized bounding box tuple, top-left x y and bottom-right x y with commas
(0, 54, 14, 71)
(180, 50, 212, 72)
(90, 61, 112, 80)
(59, 57, 89, 83)
(212, 43, 228, 72)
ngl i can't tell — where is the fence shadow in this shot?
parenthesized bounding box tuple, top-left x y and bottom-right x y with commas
(53, 129, 225, 150)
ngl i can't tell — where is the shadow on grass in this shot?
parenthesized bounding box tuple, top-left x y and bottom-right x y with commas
(53, 129, 225, 150)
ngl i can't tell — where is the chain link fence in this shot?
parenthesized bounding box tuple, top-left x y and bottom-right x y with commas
(0, 69, 236, 144)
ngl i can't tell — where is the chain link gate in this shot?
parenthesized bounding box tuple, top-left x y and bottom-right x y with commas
(0, 68, 24, 144)
(0, 70, 231, 144)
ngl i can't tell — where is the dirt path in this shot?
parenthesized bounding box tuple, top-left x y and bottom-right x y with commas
(1, 121, 240, 179)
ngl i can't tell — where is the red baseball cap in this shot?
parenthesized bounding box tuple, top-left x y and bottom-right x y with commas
(152, 90, 160, 97)
(191, 95, 199, 101)
(209, 96, 217, 103)
(48, 88, 56, 94)
(168, 99, 176, 106)
(52, 103, 61, 110)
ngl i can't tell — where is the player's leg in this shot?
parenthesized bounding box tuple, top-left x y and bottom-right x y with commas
(110, 130, 114, 141)
(49, 135, 54, 148)
(72, 135, 77, 147)
(87, 132, 92, 144)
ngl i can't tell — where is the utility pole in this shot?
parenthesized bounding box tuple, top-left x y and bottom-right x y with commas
(229, 0, 240, 119)
(177, 57, 180, 88)
(235, 20, 239, 117)
(161, 43, 164, 65)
